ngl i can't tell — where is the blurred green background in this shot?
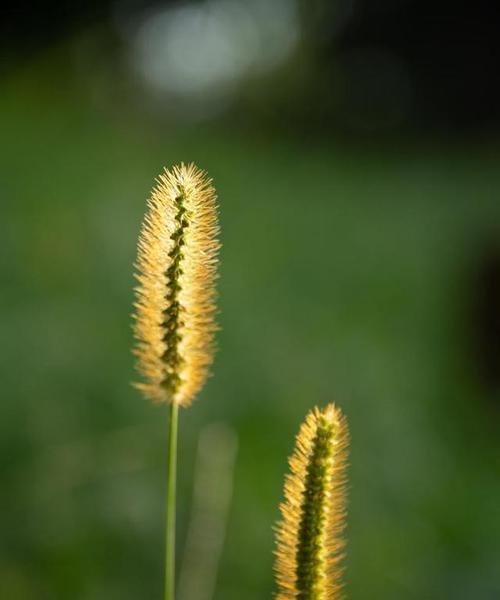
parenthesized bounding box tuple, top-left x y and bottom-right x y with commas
(1, 1, 499, 599)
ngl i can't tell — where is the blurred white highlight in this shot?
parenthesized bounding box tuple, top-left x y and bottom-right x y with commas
(133, 0, 299, 99)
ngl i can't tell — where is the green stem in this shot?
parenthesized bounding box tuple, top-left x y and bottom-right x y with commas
(165, 402, 179, 600)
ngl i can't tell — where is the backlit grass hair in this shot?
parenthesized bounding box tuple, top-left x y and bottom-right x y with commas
(274, 404, 349, 600)
(133, 163, 220, 406)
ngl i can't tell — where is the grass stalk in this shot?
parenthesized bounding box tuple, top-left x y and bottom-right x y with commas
(165, 402, 179, 600)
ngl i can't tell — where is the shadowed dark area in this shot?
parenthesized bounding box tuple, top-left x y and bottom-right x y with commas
(470, 243, 500, 394)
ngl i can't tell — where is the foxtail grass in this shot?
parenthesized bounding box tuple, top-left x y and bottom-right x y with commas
(133, 163, 220, 600)
(274, 404, 349, 600)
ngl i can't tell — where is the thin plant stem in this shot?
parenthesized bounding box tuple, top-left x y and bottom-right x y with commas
(165, 402, 179, 600)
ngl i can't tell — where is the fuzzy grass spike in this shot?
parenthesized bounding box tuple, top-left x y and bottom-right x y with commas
(133, 162, 220, 406)
(275, 404, 349, 600)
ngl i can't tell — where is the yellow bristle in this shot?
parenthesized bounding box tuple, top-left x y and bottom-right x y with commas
(274, 404, 349, 599)
(133, 163, 220, 406)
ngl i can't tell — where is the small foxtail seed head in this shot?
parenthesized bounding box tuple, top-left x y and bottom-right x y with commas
(274, 404, 349, 600)
(133, 163, 220, 406)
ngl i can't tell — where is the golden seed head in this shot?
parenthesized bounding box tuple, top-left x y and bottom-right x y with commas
(133, 163, 220, 406)
(274, 404, 349, 600)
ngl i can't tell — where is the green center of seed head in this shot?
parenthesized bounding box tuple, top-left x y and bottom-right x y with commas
(295, 416, 335, 599)
(161, 191, 189, 396)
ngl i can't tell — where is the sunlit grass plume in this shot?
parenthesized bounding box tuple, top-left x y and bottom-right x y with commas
(132, 163, 220, 600)
(133, 162, 220, 406)
(275, 404, 349, 600)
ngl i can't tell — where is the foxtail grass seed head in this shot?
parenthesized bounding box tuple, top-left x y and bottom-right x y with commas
(133, 163, 220, 406)
(274, 404, 349, 600)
